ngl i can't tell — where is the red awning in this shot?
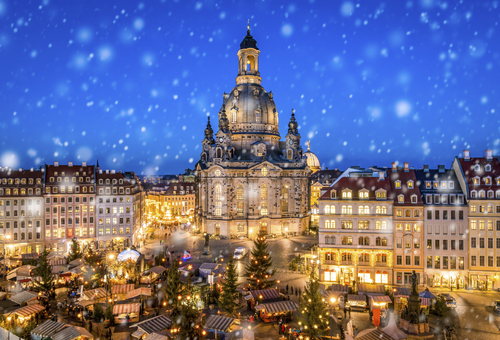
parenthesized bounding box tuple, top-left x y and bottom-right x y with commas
(12, 304, 45, 318)
(111, 284, 135, 295)
(59, 272, 72, 277)
(113, 303, 140, 315)
(18, 279, 32, 283)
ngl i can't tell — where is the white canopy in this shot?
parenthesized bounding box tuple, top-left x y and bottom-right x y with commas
(380, 312, 407, 340)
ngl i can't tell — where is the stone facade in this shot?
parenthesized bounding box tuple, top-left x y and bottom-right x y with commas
(195, 28, 311, 237)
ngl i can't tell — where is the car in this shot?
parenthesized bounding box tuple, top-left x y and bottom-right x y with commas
(233, 247, 247, 260)
(438, 293, 457, 309)
(182, 250, 192, 261)
(494, 300, 500, 313)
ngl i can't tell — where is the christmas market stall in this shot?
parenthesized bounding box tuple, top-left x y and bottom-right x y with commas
(130, 315, 173, 339)
(346, 294, 367, 312)
(111, 283, 136, 301)
(113, 302, 141, 324)
(254, 300, 298, 323)
(9, 303, 45, 323)
(245, 289, 281, 309)
(205, 314, 238, 339)
(392, 287, 410, 313)
(368, 295, 392, 326)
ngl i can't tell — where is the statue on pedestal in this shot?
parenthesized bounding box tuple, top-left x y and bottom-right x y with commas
(202, 233, 211, 257)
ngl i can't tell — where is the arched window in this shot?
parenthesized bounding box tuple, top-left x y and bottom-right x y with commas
(325, 252, 332, 261)
(381, 221, 387, 230)
(281, 186, 289, 213)
(214, 184, 222, 216)
(376, 221, 381, 230)
(358, 236, 364, 245)
(331, 236, 336, 245)
(381, 237, 388, 246)
(287, 149, 293, 160)
(325, 205, 330, 214)
(376, 237, 381, 246)
(236, 185, 244, 216)
(376, 206, 381, 214)
(216, 148, 222, 158)
(330, 205, 335, 214)
(28, 232, 32, 240)
(260, 184, 268, 216)
(364, 206, 369, 214)
(325, 236, 330, 245)
(358, 206, 364, 214)
(325, 220, 330, 229)
(381, 206, 387, 214)
(21, 221, 25, 228)
(347, 206, 352, 214)
(232, 110, 237, 123)
(255, 111, 261, 123)
(342, 206, 347, 214)
(364, 237, 370, 245)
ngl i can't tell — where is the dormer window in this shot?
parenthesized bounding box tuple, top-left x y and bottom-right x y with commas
(425, 181, 431, 189)
(474, 164, 480, 172)
(470, 190, 477, 198)
(487, 190, 494, 198)
(395, 181, 401, 189)
(433, 182, 439, 189)
(359, 191, 369, 199)
(484, 177, 492, 185)
(448, 181, 454, 189)
(485, 164, 491, 172)
(398, 195, 404, 203)
(496, 178, 500, 185)
(342, 191, 352, 199)
(330, 191, 336, 199)
(407, 181, 414, 189)
(440, 182, 446, 189)
(479, 190, 485, 198)
(411, 195, 417, 203)
(473, 177, 480, 185)
(376, 191, 386, 199)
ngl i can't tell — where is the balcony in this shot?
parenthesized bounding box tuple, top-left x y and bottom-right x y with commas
(375, 261, 389, 267)
(340, 261, 353, 265)
(323, 260, 338, 265)
(358, 261, 370, 266)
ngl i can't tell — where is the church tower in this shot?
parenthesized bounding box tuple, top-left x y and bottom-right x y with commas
(195, 25, 311, 238)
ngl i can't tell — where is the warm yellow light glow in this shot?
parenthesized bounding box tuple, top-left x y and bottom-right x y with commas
(330, 297, 336, 304)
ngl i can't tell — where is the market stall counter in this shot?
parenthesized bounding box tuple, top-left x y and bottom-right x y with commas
(255, 300, 298, 323)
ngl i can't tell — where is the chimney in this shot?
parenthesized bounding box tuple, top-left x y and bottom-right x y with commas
(119, 170, 122, 173)
(111, 170, 116, 174)
(82, 162, 87, 167)
(379, 171, 385, 181)
(486, 149, 493, 161)
(404, 162, 409, 172)
(392, 162, 397, 171)
(54, 161, 59, 167)
(423, 165, 429, 172)
(325, 167, 329, 170)
(99, 169, 103, 174)
(19, 168, 23, 172)
(30, 168, 34, 172)
(463, 150, 470, 161)
(106, 170, 109, 174)
(438, 165, 445, 173)
(68, 162, 73, 167)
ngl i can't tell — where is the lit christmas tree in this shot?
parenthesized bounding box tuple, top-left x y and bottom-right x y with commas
(243, 233, 276, 290)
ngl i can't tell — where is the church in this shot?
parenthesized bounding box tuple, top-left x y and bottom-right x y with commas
(195, 26, 311, 237)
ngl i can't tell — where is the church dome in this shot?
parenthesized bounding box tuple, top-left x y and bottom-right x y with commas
(303, 141, 321, 172)
(223, 84, 279, 136)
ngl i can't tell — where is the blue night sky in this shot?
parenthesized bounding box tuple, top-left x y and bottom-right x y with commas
(0, 0, 499, 175)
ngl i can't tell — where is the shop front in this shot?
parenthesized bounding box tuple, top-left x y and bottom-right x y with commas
(431, 273, 465, 289)
(470, 274, 496, 290)
(255, 301, 298, 323)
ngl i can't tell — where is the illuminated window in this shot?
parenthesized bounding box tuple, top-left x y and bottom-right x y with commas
(215, 184, 222, 216)
(261, 167, 268, 176)
(260, 184, 268, 216)
(395, 181, 401, 189)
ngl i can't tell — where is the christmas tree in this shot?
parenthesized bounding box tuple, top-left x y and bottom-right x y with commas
(299, 268, 328, 339)
(33, 249, 55, 293)
(175, 283, 205, 340)
(243, 233, 276, 290)
(67, 238, 83, 262)
(165, 257, 182, 319)
(218, 256, 242, 316)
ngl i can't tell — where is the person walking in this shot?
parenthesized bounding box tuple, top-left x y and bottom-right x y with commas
(348, 306, 351, 318)
(344, 305, 347, 319)
(286, 284, 289, 294)
(291, 285, 294, 294)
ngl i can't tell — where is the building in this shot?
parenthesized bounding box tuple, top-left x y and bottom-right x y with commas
(388, 162, 425, 286)
(303, 141, 321, 173)
(310, 168, 344, 227)
(195, 27, 311, 237)
(318, 169, 394, 286)
(44, 162, 96, 253)
(96, 169, 141, 249)
(415, 165, 468, 289)
(453, 149, 500, 290)
(146, 182, 196, 222)
(0, 167, 44, 256)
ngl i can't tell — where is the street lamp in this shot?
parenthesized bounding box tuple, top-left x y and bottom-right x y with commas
(3, 234, 11, 281)
(329, 297, 336, 340)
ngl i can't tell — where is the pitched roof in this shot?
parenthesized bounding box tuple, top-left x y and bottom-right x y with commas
(205, 315, 236, 332)
(414, 168, 467, 206)
(387, 168, 423, 206)
(9, 291, 38, 305)
(133, 315, 173, 334)
(31, 320, 67, 337)
(52, 326, 81, 340)
(457, 156, 500, 198)
(320, 176, 392, 200)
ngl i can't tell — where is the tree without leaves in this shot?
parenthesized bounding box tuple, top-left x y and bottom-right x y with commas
(32, 249, 55, 293)
(218, 256, 242, 316)
(299, 269, 328, 339)
(67, 238, 83, 262)
(243, 233, 276, 290)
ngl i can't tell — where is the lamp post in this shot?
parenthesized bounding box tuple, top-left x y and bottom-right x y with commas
(329, 297, 336, 340)
(3, 234, 11, 281)
(105, 253, 115, 308)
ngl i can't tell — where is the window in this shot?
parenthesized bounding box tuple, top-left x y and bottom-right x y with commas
(427, 210, 432, 220)
(342, 191, 352, 199)
(427, 256, 432, 269)
(325, 205, 330, 214)
(214, 184, 222, 216)
(451, 240, 456, 250)
(396, 223, 402, 231)
(488, 238, 493, 248)
(471, 256, 476, 266)
(471, 220, 477, 230)
(398, 195, 404, 203)
(451, 210, 456, 220)
(435, 256, 440, 269)
(471, 237, 476, 248)
(480, 238, 485, 248)
(459, 240, 464, 250)
(480, 256, 485, 266)
(435, 210, 440, 220)
(435, 239, 440, 249)
(414, 238, 420, 249)
(405, 209, 411, 217)
(427, 239, 432, 249)
(414, 209, 420, 217)
(396, 209, 402, 217)
(376, 191, 386, 199)
(443, 256, 448, 269)
(405, 256, 411, 265)
(260, 184, 268, 216)
(261, 167, 268, 176)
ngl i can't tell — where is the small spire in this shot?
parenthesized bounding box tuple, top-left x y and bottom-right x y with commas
(306, 140, 311, 151)
(247, 19, 250, 32)
(219, 102, 229, 132)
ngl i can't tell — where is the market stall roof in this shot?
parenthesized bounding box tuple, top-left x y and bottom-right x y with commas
(49, 258, 67, 266)
(52, 326, 81, 340)
(420, 298, 431, 306)
(111, 284, 136, 294)
(355, 328, 393, 340)
(370, 295, 392, 303)
(117, 249, 141, 262)
(329, 284, 349, 293)
(9, 291, 38, 305)
(419, 289, 436, 300)
(20, 253, 39, 260)
(248, 289, 280, 300)
(358, 284, 385, 295)
(199, 263, 219, 271)
(380, 313, 408, 340)
(68, 258, 86, 267)
(0, 292, 7, 300)
(131, 315, 173, 334)
(113, 303, 140, 315)
(347, 295, 366, 302)
(75, 300, 95, 307)
(73, 325, 93, 339)
(205, 315, 235, 333)
(31, 320, 67, 338)
(131, 329, 147, 338)
(126, 287, 152, 300)
(10, 303, 45, 318)
(254, 301, 298, 314)
(147, 265, 167, 275)
(393, 287, 410, 298)
(81, 288, 107, 301)
(144, 333, 170, 340)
